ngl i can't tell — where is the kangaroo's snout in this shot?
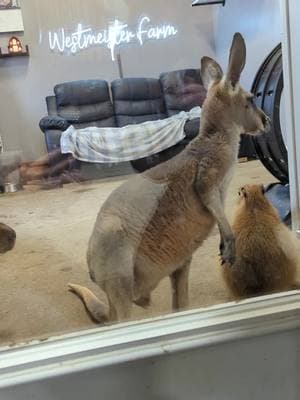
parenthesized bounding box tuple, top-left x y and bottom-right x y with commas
(246, 110, 271, 137)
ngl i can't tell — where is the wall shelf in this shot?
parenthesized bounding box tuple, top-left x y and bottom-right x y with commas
(192, 0, 225, 6)
(0, 6, 21, 10)
(0, 45, 29, 58)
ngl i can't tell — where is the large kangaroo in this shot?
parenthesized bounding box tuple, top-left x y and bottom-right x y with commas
(69, 33, 270, 322)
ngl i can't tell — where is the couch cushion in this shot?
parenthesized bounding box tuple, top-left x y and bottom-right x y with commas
(111, 78, 167, 127)
(54, 80, 109, 106)
(160, 69, 207, 116)
(74, 118, 117, 129)
(57, 103, 114, 124)
(54, 80, 116, 126)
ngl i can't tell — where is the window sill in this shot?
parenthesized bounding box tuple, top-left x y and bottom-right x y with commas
(0, 290, 299, 388)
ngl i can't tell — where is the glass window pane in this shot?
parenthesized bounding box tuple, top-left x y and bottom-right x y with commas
(0, 0, 298, 347)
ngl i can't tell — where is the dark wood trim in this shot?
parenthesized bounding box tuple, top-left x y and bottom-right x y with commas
(0, 7, 21, 10)
(0, 44, 29, 58)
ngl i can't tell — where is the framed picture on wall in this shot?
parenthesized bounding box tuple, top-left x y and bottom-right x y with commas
(0, 0, 23, 32)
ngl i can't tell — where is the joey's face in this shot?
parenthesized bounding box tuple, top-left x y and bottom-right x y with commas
(238, 184, 265, 204)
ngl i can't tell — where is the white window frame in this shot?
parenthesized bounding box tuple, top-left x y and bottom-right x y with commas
(0, 292, 300, 388)
(281, 0, 300, 234)
(0, 0, 299, 390)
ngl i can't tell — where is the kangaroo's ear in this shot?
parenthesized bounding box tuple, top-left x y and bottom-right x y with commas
(200, 56, 223, 90)
(226, 32, 246, 89)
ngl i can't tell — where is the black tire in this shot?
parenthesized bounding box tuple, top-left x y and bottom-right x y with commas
(251, 44, 289, 183)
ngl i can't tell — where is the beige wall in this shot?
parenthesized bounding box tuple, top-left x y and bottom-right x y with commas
(0, 0, 215, 160)
(213, 0, 282, 90)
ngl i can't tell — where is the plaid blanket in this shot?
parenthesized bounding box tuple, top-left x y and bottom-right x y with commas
(60, 106, 201, 163)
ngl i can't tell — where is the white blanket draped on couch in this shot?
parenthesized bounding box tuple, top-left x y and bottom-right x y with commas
(60, 107, 201, 163)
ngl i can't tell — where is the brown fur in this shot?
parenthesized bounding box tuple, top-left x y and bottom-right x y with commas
(222, 184, 299, 298)
(68, 33, 270, 323)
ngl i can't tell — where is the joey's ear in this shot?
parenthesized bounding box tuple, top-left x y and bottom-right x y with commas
(239, 186, 247, 198)
(261, 185, 265, 195)
(200, 56, 223, 90)
(226, 32, 246, 89)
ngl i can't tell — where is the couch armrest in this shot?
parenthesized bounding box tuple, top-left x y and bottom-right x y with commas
(39, 116, 70, 133)
(43, 129, 63, 153)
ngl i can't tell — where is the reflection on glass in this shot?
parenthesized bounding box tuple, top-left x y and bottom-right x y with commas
(0, 0, 297, 348)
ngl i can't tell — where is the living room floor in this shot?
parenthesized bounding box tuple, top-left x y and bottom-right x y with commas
(0, 160, 297, 347)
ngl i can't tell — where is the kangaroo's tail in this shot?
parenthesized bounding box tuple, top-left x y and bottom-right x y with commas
(68, 283, 109, 323)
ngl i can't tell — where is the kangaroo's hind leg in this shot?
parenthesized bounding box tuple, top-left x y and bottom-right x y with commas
(92, 239, 135, 322)
(69, 256, 134, 324)
(170, 258, 192, 311)
(69, 215, 136, 323)
(104, 275, 134, 322)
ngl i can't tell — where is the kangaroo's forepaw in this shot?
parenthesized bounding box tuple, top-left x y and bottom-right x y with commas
(219, 239, 225, 257)
(220, 237, 236, 266)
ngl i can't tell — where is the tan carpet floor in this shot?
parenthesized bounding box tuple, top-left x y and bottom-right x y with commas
(0, 161, 290, 346)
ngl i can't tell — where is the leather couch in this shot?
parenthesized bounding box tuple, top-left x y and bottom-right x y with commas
(40, 69, 255, 175)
